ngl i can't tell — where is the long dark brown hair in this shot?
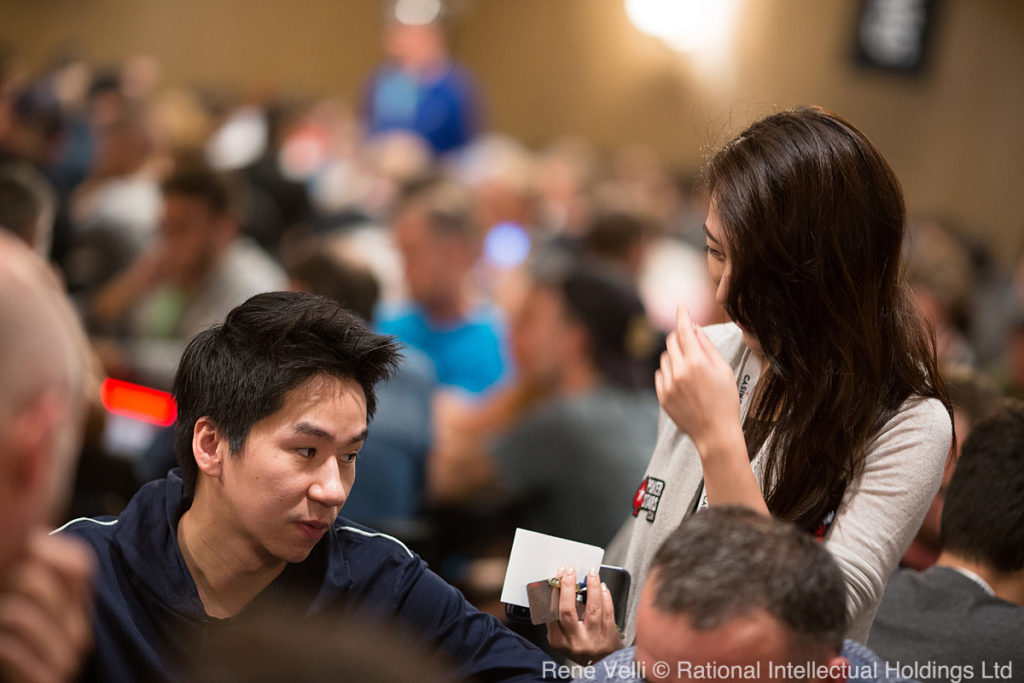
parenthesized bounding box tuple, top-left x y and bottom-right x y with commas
(705, 106, 952, 532)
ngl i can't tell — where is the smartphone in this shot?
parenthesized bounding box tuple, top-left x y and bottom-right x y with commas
(598, 565, 630, 630)
(504, 565, 631, 630)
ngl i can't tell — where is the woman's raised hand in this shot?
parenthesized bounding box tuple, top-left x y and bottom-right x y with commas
(655, 306, 741, 455)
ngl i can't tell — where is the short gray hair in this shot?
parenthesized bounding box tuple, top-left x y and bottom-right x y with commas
(649, 506, 847, 655)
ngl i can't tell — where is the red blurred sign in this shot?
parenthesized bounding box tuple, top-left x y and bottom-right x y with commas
(100, 378, 177, 427)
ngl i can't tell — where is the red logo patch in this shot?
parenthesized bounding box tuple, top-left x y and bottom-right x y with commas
(632, 476, 665, 522)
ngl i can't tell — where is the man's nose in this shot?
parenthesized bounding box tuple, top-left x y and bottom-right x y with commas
(308, 458, 348, 508)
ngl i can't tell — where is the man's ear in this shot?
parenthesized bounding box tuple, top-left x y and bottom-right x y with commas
(193, 417, 227, 478)
(822, 655, 849, 683)
(2, 389, 70, 516)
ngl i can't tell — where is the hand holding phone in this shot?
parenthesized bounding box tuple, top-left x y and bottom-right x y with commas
(544, 565, 626, 664)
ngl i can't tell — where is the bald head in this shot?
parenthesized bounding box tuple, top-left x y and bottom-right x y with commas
(0, 234, 84, 417)
(0, 233, 89, 568)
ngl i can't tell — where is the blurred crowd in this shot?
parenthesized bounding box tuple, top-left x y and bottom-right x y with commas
(2, 9, 1024, 628)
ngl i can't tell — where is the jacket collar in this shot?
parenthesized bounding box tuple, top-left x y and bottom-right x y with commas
(111, 470, 354, 623)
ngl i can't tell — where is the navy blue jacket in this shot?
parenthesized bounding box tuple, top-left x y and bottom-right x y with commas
(60, 471, 559, 682)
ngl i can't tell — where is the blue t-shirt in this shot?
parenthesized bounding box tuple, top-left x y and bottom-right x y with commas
(376, 304, 509, 396)
(364, 62, 480, 155)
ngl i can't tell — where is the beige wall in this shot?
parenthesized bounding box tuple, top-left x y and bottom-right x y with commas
(2, 0, 1022, 260)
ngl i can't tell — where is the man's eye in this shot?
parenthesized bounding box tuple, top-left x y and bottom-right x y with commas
(340, 452, 359, 464)
(297, 447, 316, 458)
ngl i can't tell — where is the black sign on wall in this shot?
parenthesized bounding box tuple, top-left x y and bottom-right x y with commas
(854, 0, 941, 75)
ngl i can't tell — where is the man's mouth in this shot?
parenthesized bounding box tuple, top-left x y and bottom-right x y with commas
(296, 520, 330, 539)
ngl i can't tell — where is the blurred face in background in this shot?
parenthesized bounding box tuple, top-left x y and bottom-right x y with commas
(393, 203, 469, 315)
(160, 192, 234, 288)
(94, 116, 152, 176)
(510, 283, 582, 390)
(383, 22, 446, 72)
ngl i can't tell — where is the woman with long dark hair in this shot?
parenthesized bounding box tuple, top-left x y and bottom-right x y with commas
(548, 107, 953, 657)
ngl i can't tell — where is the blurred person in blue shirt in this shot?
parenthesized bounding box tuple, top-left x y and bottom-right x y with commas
(377, 176, 509, 397)
(363, 0, 481, 156)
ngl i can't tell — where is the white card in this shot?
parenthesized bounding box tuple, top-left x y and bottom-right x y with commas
(499, 528, 605, 607)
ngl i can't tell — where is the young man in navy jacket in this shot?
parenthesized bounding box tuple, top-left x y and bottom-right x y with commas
(61, 291, 560, 682)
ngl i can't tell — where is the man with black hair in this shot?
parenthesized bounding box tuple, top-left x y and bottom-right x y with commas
(868, 402, 1024, 673)
(582, 507, 909, 682)
(60, 291, 561, 682)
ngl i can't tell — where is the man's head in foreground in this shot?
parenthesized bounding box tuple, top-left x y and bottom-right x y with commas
(635, 507, 849, 682)
(0, 232, 88, 567)
(0, 232, 95, 682)
(172, 291, 401, 564)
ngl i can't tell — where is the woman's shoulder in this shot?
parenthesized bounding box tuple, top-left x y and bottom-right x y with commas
(868, 394, 952, 460)
(894, 394, 952, 430)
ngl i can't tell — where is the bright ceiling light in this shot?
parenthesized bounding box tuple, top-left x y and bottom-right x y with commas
(625, 0, 740, 53)
(393, 0, 443, 26)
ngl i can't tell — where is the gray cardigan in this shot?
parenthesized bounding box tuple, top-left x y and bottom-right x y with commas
(606, 323, 951, 643)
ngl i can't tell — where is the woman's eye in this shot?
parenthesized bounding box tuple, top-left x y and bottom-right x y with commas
(703, 244, 724, 259)
(296, 447, 316, 458)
